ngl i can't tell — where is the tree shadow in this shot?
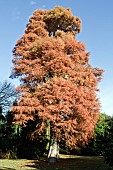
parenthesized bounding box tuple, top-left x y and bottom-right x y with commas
(26, 155, 111, 170)
(0, 167, 16, 170)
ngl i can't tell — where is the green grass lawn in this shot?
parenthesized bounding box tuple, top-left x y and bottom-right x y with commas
(0, 154, 112, 170)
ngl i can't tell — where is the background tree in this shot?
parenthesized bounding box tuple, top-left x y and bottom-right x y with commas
(0, 110, 19, 159)
(0, 81, 17, 158)
(11, 6, 103, 162)
(0, 81, 17, 113)
(0, 106, 5, 142)
(103, 117, 113, 167)
(80, 113, 110, 156)
(93, 113, 110, 155)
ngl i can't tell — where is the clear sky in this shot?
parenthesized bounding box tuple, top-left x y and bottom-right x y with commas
(0, 0, 113, 116)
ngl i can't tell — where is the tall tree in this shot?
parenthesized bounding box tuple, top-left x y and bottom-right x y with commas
(11, 6, 103, 162)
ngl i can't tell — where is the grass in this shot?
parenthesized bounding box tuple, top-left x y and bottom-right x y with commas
(0, 154, 112, 170)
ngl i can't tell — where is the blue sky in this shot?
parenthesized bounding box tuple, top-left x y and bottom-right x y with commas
(0, 0, 113, 116)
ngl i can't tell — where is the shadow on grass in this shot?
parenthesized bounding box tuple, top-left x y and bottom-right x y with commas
(0, 167, 16, 170)
(26, 155, 112, 170)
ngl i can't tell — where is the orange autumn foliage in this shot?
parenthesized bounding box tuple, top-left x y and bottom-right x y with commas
(11, 6, 103, 148)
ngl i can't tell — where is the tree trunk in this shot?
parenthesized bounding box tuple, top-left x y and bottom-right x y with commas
(45, 120, 50, 153)
(48, 138, 59, 163)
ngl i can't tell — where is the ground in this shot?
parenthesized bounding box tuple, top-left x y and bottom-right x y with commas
(0, 154, 112, 170)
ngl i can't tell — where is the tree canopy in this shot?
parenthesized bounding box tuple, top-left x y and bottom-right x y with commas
(11, 6, 103, 150)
